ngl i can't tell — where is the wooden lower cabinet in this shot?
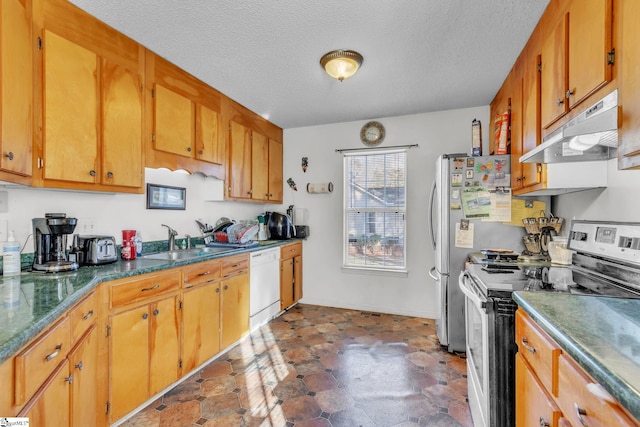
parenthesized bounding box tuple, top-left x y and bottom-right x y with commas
(19, 359, 70, 426)
(182, 283, 221, 373)
(515, 309, 639, 427)
(220, 271, 250, 349)
(280, 242, 303, 310)
(68, 325, 99, 427)
(109, 295, 180, 421)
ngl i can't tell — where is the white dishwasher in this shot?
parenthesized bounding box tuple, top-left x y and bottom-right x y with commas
(249, 247, 281, 329)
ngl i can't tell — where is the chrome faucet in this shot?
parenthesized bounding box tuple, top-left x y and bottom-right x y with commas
(161, 224, 178, 251)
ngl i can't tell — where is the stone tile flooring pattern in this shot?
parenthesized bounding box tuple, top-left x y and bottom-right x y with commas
(120, 304, 472, 427)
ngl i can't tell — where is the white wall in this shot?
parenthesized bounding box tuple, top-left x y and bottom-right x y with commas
(281, 106, 490, 318)
(553, 158, 640, 222)
(0, 168, 263, 251)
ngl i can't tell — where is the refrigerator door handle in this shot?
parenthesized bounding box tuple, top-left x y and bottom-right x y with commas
(428, 181, 437, 250)
(428, 266, 438, 281)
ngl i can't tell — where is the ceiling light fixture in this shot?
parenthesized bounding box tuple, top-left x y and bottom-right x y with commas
(320, 49, 363, 82)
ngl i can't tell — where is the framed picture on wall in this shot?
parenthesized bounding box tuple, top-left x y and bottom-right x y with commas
(146, 183, 186, 210)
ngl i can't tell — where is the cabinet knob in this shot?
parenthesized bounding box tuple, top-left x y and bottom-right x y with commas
(566, 89, 575, 99)
(89, 170, 96, 177)
(106, 171, 114, 178)
(199, 150, 204, 155)
(247, 190, 253, 195)
(4, 152, 14, 160)
(75, 361, 84, 370)
(153, 309, 159, 316)
(186, 147, 192, 152)
(142, 313, 148, 320)
(556, 98, 564, 106)
(215, 287, 220, 293)
(538, 416, 549, 427)
(64, 374, 74, 384)
(224, 285, 228, 290)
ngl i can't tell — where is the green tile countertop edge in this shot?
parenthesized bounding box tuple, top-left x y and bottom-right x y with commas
(513, 291, 640, 422)
(0, 239, 298, 365)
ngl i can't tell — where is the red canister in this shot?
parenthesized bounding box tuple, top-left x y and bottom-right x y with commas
(121, 230, 136, 260)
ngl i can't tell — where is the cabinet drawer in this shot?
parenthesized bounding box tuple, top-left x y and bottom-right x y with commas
(515, 310, 562, 395)
(221, 254, 249, 278)
(557, 354, 637, 427)
(68, 292, 97, 343)
(281, 242, 302, 259)
(183, 260, 221, 288)
(110, 269, 181, 308)
(14, 317, 71, 406)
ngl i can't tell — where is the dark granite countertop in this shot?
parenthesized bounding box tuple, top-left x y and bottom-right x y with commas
(0, 240, 293, 365)
(513, 291, 640, 422)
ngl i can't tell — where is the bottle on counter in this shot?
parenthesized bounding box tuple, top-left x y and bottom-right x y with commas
(3, 231, 21, 276)
(134, 232, 143, 257)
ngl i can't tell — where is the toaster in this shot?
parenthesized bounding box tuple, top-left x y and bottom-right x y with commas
(77, 235, 118, 265)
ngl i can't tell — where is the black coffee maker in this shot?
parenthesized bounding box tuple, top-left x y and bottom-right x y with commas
(32, 213, 79, 272)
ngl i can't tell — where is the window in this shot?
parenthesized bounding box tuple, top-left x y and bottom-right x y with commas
(343, 149, 406, 271)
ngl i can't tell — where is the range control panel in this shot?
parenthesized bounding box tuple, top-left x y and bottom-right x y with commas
(569, 221, 640, 266)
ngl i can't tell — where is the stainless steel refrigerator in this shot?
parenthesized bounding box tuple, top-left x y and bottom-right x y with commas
(428, 153, 522, 353)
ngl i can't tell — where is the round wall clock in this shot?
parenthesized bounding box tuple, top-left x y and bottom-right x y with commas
(360, 121, 386, 146)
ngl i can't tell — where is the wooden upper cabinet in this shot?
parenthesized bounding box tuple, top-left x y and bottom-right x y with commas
(0, 0, 33, 183)
(618, 0, 640, 169)
(145, 51, 225, 179)
(540, 0, 613, 130)
(268, 139, 283, 202)
(153, 84, 194, 158)
(252, 130, 269, 201)
(540, 11, 568, 129)
(567, 0, 612, 109)
(36, 0, 144, 192)
(228, 120, 253, 199)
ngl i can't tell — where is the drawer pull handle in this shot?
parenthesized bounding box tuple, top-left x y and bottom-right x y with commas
(141, 284, 160, 292)
(64, 374, 73, 384)
(75, 361, 83, 370)
(197, 271, 211, 276)
(539, 416, 549, 427)
(521, 337, 536, 354)
(82, 310, 94, 320)
(45, 344, 62, 361)
(574, 403, 589, 426)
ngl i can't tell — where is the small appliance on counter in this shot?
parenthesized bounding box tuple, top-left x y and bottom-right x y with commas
(291, 205, 309, 239)
(265, 211, 295, 240)
(32, 213, 79, 273)
(70, 235, 118, 266)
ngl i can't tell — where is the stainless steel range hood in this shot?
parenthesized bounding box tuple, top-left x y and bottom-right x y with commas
(520, 89, 618, 164)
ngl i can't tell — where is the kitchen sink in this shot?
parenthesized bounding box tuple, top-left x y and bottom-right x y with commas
(140, 246, 237, 261)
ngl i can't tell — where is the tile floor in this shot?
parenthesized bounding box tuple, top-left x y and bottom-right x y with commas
(120, 304, 472, 427)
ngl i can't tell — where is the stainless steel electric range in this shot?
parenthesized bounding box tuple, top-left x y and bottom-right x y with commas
(460, 220, 640, 427)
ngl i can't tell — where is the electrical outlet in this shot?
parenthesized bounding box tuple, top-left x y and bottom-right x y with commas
(0, 219, 8, 242)
(79, 217, 96, 234)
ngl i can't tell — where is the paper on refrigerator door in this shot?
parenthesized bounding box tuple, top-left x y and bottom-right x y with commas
(482, 188, 512, 222)
(455, 221, 474, 248)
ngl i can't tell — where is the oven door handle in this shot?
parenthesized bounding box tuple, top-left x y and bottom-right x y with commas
(458, 271, 488, 312)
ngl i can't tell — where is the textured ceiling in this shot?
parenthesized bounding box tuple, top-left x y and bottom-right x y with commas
(69, 0, 550, 129)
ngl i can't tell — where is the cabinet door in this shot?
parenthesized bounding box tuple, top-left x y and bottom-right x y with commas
(516, 353, 561, 427)
(102, 58, 143, 187)
(43, 30, 98, 183)
(19, 359, 70, 426)
(153, 84, 194, 158)
(0, 0, 32, 177)
(521, 52, 543, 189)
(220, 273, 249, 349)
(268, 139, 283, 202)
(196, 104, 224, 165)
(110, 305, 149, 422)
(540, 13, 568, 129)
(68, 325, 98, 427)
(228, 120, 252, 199)
(182, 283, 221, 373)
(567, 0, 612, 109)
(252, 130, 269, 201)
(149, 296, 180, 396)
(280, 258, 294, 310)
(293, 255, 303, 303)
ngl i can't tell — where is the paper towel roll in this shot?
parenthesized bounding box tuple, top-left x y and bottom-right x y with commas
(306, 182, 333, 193)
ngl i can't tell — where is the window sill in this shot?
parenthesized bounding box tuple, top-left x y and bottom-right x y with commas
(341, 266, 408, 278)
